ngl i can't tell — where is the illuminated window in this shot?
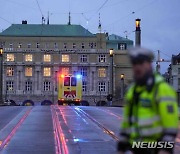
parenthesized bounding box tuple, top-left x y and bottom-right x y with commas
(6, 54, 14, 62)
(62, 54, 70, 62)
(73, 43, 76, 49)
(98, 55, 106, 63)
(98, 68, 106, 77)
(25, 81, 32, 91)
(6, 67, 14, 76)
(44, 81, 51, 91)
(25, 67, 33, 77)
(61, 67, 69, 75)
(25, 54, 33, 62)
(98, 82, 106, 92)
(82, 81, 87, 92)
(80, 55, 88, 63)
(44, 67, 51, 77)
(44, 54, 51, 62)
(6, 81, 14, 91)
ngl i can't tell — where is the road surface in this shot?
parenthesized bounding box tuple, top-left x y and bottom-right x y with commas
(0, 105, 179, 154)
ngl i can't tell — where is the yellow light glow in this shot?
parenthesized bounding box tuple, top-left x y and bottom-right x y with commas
(121, 74, 125, 79)
(109, 49, 114, 56)
(0, 48, 3, 55)
(136, 20, 140, 28)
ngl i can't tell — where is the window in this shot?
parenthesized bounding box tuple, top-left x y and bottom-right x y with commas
(89, 42, 95, 49)
(61, 67, 69, 75)
(6, 81, 14, 91)
(98, 68, 106, 77)
(27, 43, 31, 48)
(44, 54, 51, 62)
(62, 54, 70, 62)
(98, 82, 106, 92)
(82, 81, 87, 92)
(178, 68, 180, 74)
(18, 43, 22, 48)
(45, 43, 49, 48)
(6, 54, 14, 62)
(25, 54, 33, 62)
(25, 81, 32, 91)
(25, 67, 33, 77)
(99, 55, 106, 63)
(64, 43, 67, 49)
(81, 43, 85, 49)
(9, 43, 13, 48)
(71, 77, 77, 86)
(44, 67, 51, 77)
(80, 67, 88, 77)
(80, 55, 88, 63)
(36, 43, 40, 48)
(73, 43, 76, 49)
(54, 43, 58, 49)
(6, 67, 14, 76)
(44, 81, 51, 91)
(118, 43, 126, 50)
(64, 77, 70, 86)
(178, 78, 180, 85)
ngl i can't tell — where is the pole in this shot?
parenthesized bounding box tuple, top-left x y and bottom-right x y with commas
(121, 79, 124, 99)
(110, 55, 114, 96)
(0, 49, 3, 105)
(156, 50, 161, 73)
(135, 19, 141, 47)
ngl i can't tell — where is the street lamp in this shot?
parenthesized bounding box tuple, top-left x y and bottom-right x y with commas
(120, 74, 125, 99)
(0, 48, 3, 105)
(109, 49, 114, 57)
(109, 49, 114, 106)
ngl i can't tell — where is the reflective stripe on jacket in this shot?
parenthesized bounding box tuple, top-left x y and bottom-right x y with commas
(120, 74, 179, 143)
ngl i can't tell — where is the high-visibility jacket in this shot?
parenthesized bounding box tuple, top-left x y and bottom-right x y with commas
(120, 73, 179, 143)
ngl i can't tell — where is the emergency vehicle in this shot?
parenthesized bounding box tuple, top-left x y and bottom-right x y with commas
(58, 74, 82, 105)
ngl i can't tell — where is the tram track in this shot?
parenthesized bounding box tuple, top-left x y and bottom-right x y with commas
(51, 105, 69, 154)
(0, 107, 33, 151)
(74, 107, 119, 141)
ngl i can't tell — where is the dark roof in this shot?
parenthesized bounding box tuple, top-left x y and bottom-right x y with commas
(107, 34, 133, 43)
(0, 24, 95, 37)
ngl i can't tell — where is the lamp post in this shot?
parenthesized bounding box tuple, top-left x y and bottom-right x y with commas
(135, 18, 141, 47)
(109, 49, 114, 106)
(0, 48, 3, 105)
(120, 74, 125, 99)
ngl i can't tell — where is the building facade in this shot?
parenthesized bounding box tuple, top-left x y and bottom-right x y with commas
(0, 22, 133, 105)
(165, 54, 180, 104)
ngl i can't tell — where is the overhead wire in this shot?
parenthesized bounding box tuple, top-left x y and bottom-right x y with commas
(104, 0, 159, 31)
(0, 16, 12, 24)
(35, 0, 44, 17)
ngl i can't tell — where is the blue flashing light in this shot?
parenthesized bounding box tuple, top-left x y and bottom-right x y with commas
(76, 74, 82, 79)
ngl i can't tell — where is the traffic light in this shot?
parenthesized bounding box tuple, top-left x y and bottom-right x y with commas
(107, 94, 113, 101)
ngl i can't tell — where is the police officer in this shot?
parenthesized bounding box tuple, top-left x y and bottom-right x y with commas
(117, 47, 179, 154)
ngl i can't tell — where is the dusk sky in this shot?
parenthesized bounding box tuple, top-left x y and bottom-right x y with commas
(1, 0, 180, 73)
